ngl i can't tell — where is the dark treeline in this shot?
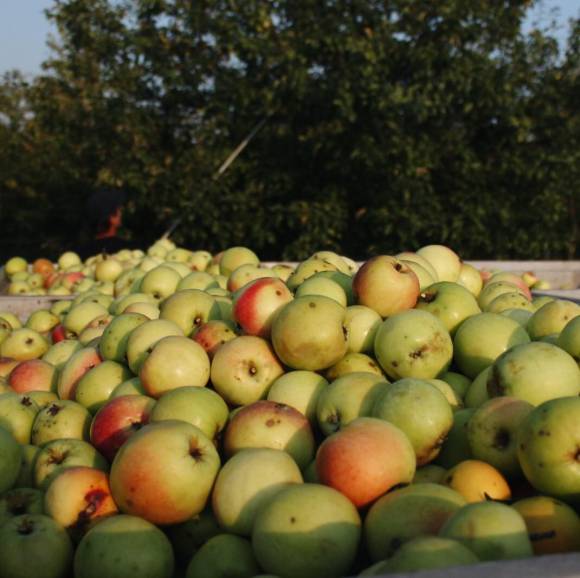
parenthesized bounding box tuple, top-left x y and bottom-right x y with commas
(0, 0, 578, 262)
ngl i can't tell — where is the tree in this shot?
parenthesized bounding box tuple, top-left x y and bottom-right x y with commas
(0, 0, 577, 261)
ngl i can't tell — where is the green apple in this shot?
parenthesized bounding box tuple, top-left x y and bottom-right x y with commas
(150, 386, 229, 443)
(267, 370, 328, 424)
(372, 378, 453, 465)
(316, 372, 388, 436)
(252, 483, 361, 578)
(478, 281, 528, 311)
(138, 265, 181, 300)
(412, 463, 447, 484)
(271, 295, 348, 371)
(501, 307, 534, 327)
(25, 309, 60, 335)
(464, 366, 492, 408)
(374, 309, 453, 380)
(0, 514, 73, 578)
(512, 495, 580, 555)
(0, 328, 49, 361)
(42, 339, 82, 370)
(185, 533, 259, 578)
(4, 256, 28, 277)
(212, 448, 302, 536)
(486, 292, 535, 314)
(0, 487, 44, 527)
(109, 376, 147, 398)
(219, 246, 260, 276)
(74, 514, 174, 578)
(399, 259, 437, 290)
(517, 396, 580, 502)
(13, 444, 41, 488)
(33, 438, 108, 491)
(367, 536, 479, 574)
(395, 251, 439, 282)
(416, 244, 461, 282)
(63, 301, 109, 338)
(286, 257, 339, 291)
(177, 271, 219, 291)
(0, 426, 22, 493)
(435, 408, 475, 469)
(467, 396, 534, 477)
(164, 508, 221, 565)
(0, 392, 39, 444)
(58, 251, 81, 269)
(223, 400, 315, 470)
(295, 276, 347, 307)
(325, 352, 384, 380)
(440, 501, 533, 561)
(160, 289, 221, 336)
(415, 281, 481, 335)
(558, 316, 580, 364)
(125, 318, 183, 374)
(74, 360, 133, 413)
(98, 312, 149, 362)
(0, 311, 23, 330)
(110, 292, 156, 315)
(210, 335, 284, 406)
(527, 299, 580, 341)
(456, 262, 483, 297)
(95, 256, 123, 282)
(488, 341, 580, 406)
(342, 305, 381, 354)
(227, 263, 276, 292)
(364, 482, 466, 561)
(139, 335, 210, 398)
(439, 370, 472, 400)
(453, 312, 530, 379)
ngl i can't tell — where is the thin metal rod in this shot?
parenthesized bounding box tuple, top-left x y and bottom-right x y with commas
(214, 116, 269, 179)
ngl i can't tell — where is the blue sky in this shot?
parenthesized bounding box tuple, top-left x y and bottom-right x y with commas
(0, 0, 578, 77)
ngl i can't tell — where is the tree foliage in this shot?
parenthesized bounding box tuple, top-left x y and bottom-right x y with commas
(0, 0, 578, 261)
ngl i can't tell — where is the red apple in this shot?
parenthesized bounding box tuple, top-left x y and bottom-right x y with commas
(232, 277, 293, 338)
(316, 416, 416, 507)
(110, 420, 220, 525)
(90, 395, 156, 462)
(8, 359, 57, 394)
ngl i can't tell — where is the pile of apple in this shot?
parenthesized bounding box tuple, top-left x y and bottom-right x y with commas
(1, 241, 580, 578)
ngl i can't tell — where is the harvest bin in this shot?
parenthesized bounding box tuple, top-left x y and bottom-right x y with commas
(1, 262, 580, 578)
(369, 551, 580, 578)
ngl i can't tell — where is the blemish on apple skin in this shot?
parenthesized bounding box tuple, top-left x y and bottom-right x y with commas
(17, 518, 35, 535)
(530, 529, 557, 541)
(388, 537, 403, 556)
(190, 447, 204, 461)
(72, 489, 108, 530)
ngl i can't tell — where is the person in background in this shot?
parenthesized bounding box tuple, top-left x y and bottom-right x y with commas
(79, 187, 137, 258)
